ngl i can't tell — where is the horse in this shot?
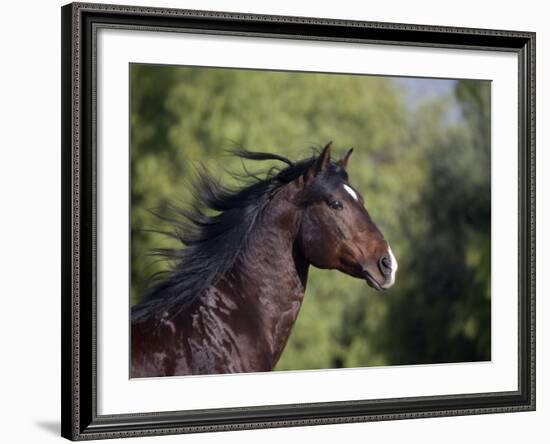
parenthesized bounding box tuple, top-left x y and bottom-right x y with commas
(131, 142, 398, 377)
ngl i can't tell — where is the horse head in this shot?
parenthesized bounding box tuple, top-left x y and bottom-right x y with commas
(297, 143, 397, 290)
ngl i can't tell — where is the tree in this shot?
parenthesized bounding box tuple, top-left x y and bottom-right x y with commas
(130, 65, 492, 370)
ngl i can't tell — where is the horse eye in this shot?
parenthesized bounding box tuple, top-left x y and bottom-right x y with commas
(328, 200, 344, 210)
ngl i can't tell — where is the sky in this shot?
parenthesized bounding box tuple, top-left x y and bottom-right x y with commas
(392, 76, 461, 121)
(393, 77, 456, 105)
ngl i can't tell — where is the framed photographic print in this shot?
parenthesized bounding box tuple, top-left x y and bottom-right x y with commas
(61, 2, 536, 440)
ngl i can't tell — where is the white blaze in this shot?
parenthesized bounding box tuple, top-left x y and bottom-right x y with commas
(343, 184, 358, 201)
(383, 245, 398, 288)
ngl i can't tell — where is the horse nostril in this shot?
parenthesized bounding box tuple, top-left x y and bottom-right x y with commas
(379, 254, 392, 277)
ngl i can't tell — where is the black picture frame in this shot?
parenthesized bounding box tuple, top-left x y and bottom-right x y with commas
(61, 2, 536, 440)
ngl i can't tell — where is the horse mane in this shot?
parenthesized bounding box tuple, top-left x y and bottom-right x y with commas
(131, 149, 322, 322)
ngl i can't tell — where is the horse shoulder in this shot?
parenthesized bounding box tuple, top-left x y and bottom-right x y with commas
(131, 313, 188, 377)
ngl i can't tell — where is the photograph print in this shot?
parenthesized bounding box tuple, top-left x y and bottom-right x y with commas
(129, 64, 491, 378)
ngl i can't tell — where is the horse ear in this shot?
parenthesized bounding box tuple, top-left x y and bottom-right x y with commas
(307, 142, 332, 179)
(338, 147, 354, 170)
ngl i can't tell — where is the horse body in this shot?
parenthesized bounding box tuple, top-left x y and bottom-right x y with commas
(131, 144, 397, 377)
(132, 182, 309, 376)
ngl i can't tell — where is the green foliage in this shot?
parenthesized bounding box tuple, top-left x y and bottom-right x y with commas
(130, 64, 491, 369)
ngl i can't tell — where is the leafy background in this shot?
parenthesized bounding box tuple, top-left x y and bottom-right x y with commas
(130, 64, 491, 370)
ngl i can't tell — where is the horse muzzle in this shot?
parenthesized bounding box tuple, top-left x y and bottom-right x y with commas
(361, 267, 385, 291)
(362, 246, 398, 290)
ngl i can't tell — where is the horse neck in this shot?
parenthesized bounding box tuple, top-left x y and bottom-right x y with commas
(214, 180, 309, 365)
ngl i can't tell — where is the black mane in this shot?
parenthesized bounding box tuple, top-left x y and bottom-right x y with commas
(132, 149, 347, 322)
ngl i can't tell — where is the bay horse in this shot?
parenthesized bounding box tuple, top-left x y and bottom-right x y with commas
(131, 143, 397, 377)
